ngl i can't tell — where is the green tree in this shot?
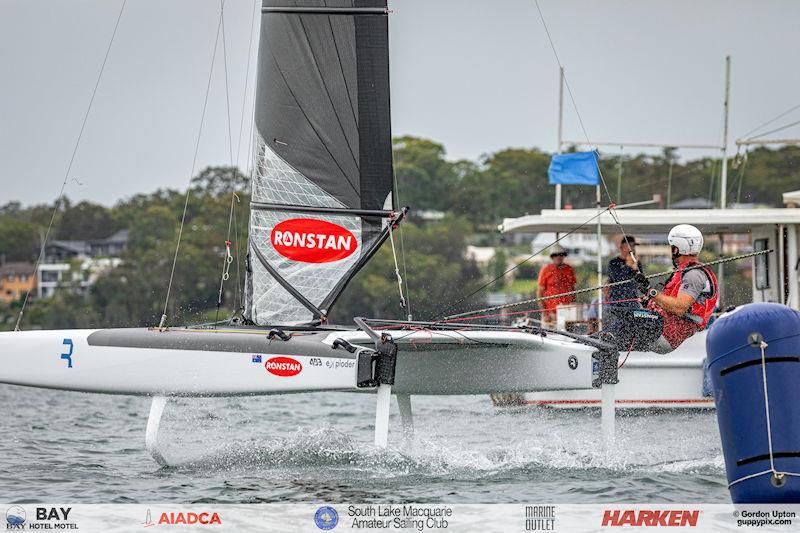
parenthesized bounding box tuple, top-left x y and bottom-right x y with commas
(0, 216, 38, 262)
(56, 200, 119, 240)
(393, 136, 459, 211)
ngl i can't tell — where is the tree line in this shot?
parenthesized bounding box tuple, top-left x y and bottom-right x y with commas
(1, 138, 796, 329)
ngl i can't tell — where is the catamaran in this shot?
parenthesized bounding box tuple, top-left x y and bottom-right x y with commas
(0, 0, 622, 464)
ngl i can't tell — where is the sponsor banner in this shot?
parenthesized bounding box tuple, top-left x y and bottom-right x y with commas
(2, 504, 799, 532)
(271, 218, 358, 264)
(265, 356, 303, 377)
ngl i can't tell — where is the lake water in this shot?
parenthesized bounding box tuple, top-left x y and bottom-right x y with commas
(0, 385, 729, 504)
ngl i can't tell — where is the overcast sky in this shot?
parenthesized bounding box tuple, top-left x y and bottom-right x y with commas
(1, 0, 799, 206)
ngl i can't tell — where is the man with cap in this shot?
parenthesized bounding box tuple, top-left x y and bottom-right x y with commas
(536, 244, 577, 327)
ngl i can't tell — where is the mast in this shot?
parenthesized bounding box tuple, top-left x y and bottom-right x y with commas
(720, 55, 731, 209)
(555, 66, 564, 210)
(717, 56, 731, 306)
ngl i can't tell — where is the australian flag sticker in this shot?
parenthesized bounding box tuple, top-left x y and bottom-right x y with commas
(252, 355, 262, 363)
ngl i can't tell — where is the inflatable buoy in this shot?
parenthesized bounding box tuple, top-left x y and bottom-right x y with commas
(706, 303, 800, 503)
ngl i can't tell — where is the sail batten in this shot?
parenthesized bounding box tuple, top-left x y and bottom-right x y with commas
(244, 0, 394, 326)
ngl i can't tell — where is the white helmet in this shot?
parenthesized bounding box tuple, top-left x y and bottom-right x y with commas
(668, 224, 703, 255)
(549, 244, 567, 256)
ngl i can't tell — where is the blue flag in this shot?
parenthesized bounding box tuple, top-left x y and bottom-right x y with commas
(548, 151, 600, 185)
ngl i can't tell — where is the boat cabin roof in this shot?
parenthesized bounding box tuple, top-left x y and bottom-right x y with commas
(501, 207, 800, 235)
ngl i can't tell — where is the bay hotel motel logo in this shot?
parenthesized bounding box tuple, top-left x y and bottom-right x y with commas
(6, 506, 78, 530)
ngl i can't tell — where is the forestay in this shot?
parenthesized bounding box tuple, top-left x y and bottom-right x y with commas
(245, 0, 396, 326)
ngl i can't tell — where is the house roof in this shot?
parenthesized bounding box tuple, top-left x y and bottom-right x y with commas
(94, 229, 129, 244)
(47, 240, 90, 254)
(0, 262, 35, 276)
(45, 230, 128, 256)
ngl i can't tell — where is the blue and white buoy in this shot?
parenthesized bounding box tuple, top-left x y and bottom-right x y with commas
(707, 302, 800, 503)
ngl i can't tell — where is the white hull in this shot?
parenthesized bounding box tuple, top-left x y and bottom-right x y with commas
(525, 331, 714, 409)
(0, 326, 598, 396)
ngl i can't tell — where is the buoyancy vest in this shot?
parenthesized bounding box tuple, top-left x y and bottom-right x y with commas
(646, 261, 719, 350)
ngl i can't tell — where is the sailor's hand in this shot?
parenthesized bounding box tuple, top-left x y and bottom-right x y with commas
(633, 272, 650, 295)
(640, 287, 658, 305)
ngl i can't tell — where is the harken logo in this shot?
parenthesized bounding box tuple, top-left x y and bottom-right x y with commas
(271, 218, 357, 263)
(602, 509, 700, 527)
(266, 356, 303, 377)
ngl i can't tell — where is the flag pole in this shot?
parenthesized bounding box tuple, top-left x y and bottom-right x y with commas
(596, 183, 603, 327)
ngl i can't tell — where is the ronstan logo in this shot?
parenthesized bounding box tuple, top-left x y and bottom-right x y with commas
(271, 218, 357, 263)
(602, 510, 700, 527)
(265, 356, 303, 377)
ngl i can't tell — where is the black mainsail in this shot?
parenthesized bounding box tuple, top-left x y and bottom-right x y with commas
(245, 0, 398, 326)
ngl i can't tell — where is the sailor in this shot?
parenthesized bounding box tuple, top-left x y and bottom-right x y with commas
(536, 244, 577, 327)
(600, 224, 718, 354)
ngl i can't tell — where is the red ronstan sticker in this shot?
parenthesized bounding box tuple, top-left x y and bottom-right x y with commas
(265, 356, 303, 377)
(271, 218, 357, 263)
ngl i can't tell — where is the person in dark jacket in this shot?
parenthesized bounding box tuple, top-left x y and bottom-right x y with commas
(604, 235, 643, 314)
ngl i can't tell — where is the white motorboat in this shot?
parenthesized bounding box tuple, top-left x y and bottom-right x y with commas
(526, 331, 713, 409)
(502, 200, 800, 409)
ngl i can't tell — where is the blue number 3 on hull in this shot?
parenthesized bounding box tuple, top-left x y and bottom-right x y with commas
(61, 338, 73, 368)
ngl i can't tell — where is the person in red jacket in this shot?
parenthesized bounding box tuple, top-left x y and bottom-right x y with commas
(537, 244, 577, 327)
(600, 225, 718, 353)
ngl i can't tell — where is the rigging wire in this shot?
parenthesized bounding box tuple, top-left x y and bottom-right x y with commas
(532, 0, 636, 256)
(431, 0, 635, 323)
(444, 248, 772, 320)
(227, 0, 261, 321)
(735, 151, 749, 204)
(390, 144, 413, 320)
(14, 0, 128, 331)
(397, 214, 412, 320)
(434, 205, 611, 319)
(710, 103, 727, 206)
(231, 0, 259, 317)
(238, 12, 261, 320)
(739, 103, 800, 140)
(215, 0, 238, 328)
(707, 156, 719, 206)
(747, 118, 800, 141)
(236, 0, 259, 166)
(159, 2, 225, 330)
(387, 221, 408, 316)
